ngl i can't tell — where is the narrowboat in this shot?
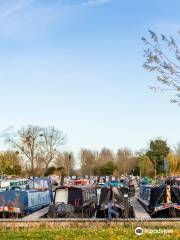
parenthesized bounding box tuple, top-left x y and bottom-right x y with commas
(109, 180, 123, 188)
(0, 178, 53, 218)
(96, 186, 134, 218)
(97, 176, 109, 188)
(171, 179, 180, 217)
(48, 185, 97, 218)
(138, 183, 180, 218)
(72, 179, 90, 186)
(0, 179, 29, 190)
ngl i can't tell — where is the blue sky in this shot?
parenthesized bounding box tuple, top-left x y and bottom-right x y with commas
(0, 0, 180, 153)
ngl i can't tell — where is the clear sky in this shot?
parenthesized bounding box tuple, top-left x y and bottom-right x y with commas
(0, 0, 180, 154)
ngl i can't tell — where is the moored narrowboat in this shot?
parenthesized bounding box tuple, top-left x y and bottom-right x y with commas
(0, 179, 29, 190)
(48, 185, 97, 218)
(96, 186, 134, 218)
(0, 178, 53, 218)
(138, 183, 180, 218)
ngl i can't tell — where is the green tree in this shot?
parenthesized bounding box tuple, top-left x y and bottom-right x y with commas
(138, 155, 154, 177)
(0, 151, 21, 176)
(167, 144, 180, 174)
(133, 166, 140, 176)
(167, 152, 179, 174)
(99, 161, 117, 176)
(44, 166, 56, 176)
(146, 139, 170, 174)
(142, 30, 180, 105)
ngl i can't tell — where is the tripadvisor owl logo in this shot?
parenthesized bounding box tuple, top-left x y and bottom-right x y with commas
(135, 227, 143, 236)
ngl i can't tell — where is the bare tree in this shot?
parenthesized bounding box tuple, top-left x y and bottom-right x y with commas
(7, 125, 42, 175)
(98, 148, 114, 166)
(34, 153, 47, 176)
(80, 149, 96, 176)
(39, 127, 65, 171)
(115, 148, 135, 175)
(142, 30, 180, 105)
(63, 152, 75, 176)
(55, 151, 75, 176)
(55, 153, 65, 169)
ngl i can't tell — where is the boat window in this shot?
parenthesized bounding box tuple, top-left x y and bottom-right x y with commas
(29, 179, 49, 189)
(55, 189, 68, 204)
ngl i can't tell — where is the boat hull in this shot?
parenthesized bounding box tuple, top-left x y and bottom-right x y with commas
(151, 206, 180, 218)
(138, 184, 180, 218)
(0, 189, 52, 217)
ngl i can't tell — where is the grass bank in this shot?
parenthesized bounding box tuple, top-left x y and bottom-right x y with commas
(0, 225, 179, 240)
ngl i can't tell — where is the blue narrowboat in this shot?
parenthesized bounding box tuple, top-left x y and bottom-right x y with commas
(0, 179, 29, 190)
(0, 178, 53, 217)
